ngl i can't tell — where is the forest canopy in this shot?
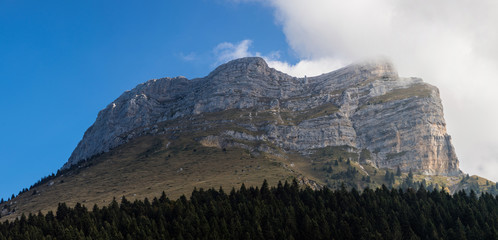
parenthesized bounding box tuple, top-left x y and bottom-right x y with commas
(1, 180, 498, 240)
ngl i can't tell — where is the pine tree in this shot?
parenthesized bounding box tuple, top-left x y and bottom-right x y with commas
(384, 171, 390, 181)
(3, 179, 498, 239)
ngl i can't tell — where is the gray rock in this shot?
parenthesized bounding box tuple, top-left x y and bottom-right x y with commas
(63, 57, 460, 175)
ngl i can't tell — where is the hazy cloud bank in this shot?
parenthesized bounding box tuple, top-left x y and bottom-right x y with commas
(224, 0, 498, 181)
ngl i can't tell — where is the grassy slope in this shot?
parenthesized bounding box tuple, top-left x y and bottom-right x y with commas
(2, 133, 495, 221)
(1, 136, 304, 221)
(3, 132, 493, 222)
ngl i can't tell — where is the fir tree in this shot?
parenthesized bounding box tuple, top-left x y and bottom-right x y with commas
(2, 180, 498, 239)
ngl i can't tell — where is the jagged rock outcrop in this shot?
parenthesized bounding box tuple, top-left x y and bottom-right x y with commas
(64, 57, 460, 175)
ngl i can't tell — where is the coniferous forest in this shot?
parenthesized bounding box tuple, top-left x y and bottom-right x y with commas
(1, 180, 498, 240)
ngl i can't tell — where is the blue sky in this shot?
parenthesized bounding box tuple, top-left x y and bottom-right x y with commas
(0, 0, 295, 200)
(2, 0, 498, 200)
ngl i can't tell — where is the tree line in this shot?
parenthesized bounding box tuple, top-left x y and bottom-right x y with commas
(1, 180, 498, 239)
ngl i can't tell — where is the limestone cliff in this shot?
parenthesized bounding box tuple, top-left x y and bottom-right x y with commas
(64, 57, 460, 175)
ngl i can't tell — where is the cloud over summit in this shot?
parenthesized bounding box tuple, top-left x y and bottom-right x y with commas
(225, 0, 498, 181)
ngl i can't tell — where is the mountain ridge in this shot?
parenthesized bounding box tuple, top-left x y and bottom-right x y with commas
(65, 57, 459, 176)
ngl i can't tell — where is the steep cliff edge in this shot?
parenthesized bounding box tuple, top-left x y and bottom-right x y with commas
(64, 57, 460, 175)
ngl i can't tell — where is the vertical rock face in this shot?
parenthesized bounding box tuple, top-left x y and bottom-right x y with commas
(64, 57, 460, 176)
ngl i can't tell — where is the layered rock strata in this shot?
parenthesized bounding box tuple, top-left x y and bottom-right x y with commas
(64, 57, 460, 175)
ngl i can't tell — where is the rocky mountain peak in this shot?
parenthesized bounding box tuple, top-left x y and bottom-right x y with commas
(207, 57, 271, 79)
(64, 57, 460, 176)
(356, 59, 397, 76)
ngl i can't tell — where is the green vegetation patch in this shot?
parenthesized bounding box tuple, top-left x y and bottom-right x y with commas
(386, 151, 407, 160)
(368, 83, 432, 105)
(312, 145, 358, 160)
(280, 103, 339, 125)
(359, 149, 372, 162)
(293, 103, 339, 124)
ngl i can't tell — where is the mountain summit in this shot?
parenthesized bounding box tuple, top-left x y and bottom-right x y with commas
(65, 57, 460, 176)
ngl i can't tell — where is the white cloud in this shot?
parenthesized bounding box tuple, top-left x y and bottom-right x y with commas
(213, 39, 345, 77)
(179, 52, 196, 61)
(259, 0, 498, 181)
(213, 39, 254, 65)
(266, 58, 345, 77)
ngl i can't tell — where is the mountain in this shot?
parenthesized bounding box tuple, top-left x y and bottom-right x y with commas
(5, 57, 494, 221)
(66, 57, 459, 175)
